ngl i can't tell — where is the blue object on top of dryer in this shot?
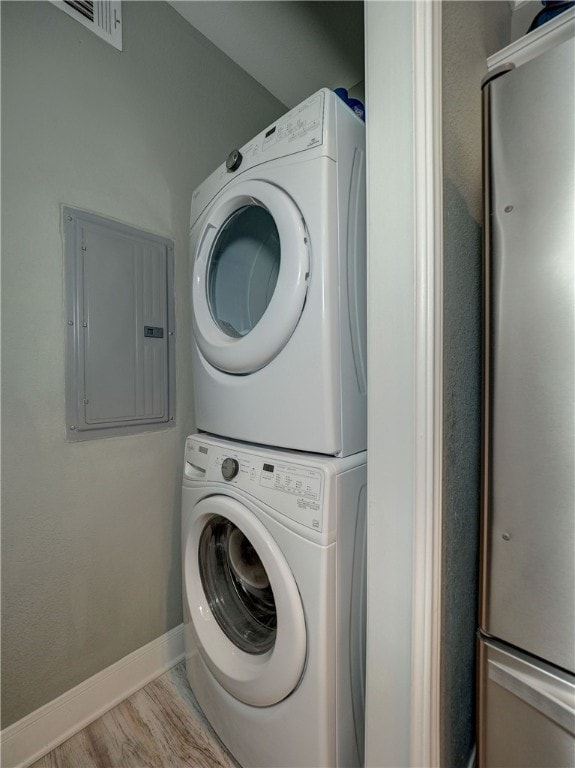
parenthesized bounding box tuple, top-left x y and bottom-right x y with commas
(189, 89, 367, 457)
(334, 87, 366, 120)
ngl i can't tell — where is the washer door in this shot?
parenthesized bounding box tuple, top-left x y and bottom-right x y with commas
(191, 180, 309, 374)
(184, 495, 307, 706)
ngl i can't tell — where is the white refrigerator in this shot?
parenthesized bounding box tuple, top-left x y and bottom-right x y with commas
(479, 19, 575, 768)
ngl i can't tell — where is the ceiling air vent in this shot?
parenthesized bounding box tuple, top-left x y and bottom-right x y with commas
(50, 0, 122, 51)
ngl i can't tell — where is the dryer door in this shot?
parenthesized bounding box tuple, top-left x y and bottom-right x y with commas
(191, 180, 309, 374)
(184, 495, 307, 706)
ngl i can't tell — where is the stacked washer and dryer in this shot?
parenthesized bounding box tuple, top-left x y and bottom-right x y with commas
(182, 89, 368, 768)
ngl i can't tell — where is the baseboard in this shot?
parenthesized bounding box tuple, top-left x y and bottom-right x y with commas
(0, 624, 185, 768)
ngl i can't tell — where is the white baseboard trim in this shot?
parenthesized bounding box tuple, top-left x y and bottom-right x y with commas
(0, 624, 185, 768)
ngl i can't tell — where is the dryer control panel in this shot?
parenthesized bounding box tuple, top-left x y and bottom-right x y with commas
(190, 89, 331, 228)
(184, 436, 325, 533)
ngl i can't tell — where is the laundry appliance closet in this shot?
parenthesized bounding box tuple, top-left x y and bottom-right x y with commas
(182, 62, 369, 766)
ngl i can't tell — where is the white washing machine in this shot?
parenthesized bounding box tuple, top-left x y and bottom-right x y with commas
(189, 89, 366, 456)
(181, 433, 367, 768)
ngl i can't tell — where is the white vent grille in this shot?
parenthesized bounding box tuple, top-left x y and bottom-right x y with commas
(51, 0, 122, 51)
(65, 1, 94, 22)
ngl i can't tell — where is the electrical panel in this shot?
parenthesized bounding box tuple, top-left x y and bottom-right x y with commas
(64, 206, 175, 440)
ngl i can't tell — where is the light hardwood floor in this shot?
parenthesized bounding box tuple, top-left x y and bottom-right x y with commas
(31, 663, 239, 768)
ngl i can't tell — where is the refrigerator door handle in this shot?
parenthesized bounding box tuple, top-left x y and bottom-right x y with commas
(489, 659, 575, 736)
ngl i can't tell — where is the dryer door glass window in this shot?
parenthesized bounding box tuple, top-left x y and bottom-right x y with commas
(198, 515, 277, 654)
(208, 206, 280, 338)
(191, 179, 309, 375)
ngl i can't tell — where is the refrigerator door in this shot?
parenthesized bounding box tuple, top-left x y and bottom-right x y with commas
(481, 37, 575, 673)
(478, 637, 575, 768)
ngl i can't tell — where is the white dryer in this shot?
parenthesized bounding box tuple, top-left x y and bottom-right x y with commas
(189, 89, 366, 456)
(181, 433, 367, 768)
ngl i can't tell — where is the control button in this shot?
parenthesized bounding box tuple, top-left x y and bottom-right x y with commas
(226, 149, 242, 172)
(221, 457, 240, 481)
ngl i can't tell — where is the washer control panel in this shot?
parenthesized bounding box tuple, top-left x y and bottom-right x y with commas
(260, 461, 320, 498)
(185, 437, 325, 532)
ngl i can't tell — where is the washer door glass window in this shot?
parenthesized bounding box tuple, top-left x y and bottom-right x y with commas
(199, 515, 277, 654)
(183, 495, 307, 707)
(192, 180, 309, 375)
(208, 206, 280, 340)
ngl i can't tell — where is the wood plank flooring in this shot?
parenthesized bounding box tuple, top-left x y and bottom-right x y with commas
(31, 663, 239, 768)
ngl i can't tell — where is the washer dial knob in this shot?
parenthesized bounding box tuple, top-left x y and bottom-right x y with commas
(221, 457, 240, 481)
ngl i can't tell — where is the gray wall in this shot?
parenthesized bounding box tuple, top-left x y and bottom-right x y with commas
(440, 3, 511, 765)
(1, 0, 283, 728)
